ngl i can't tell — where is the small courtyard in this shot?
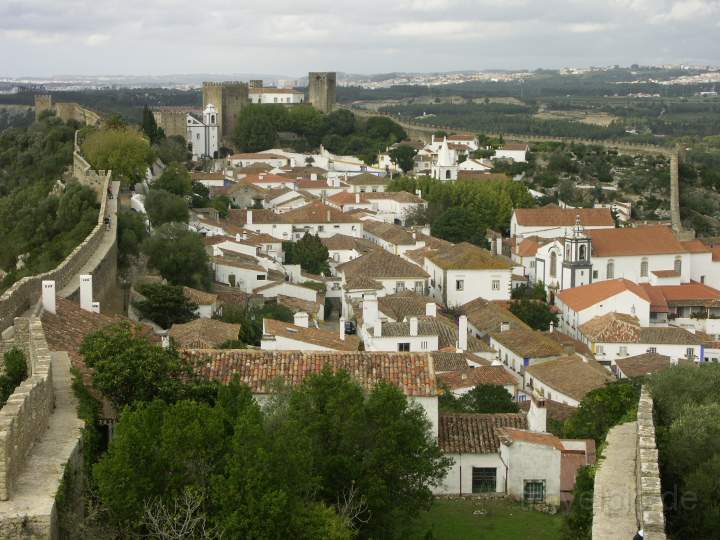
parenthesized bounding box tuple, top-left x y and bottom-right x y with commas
(412, 497, 564, 540)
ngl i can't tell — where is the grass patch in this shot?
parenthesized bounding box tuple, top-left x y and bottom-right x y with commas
(411, 497, 563, 540)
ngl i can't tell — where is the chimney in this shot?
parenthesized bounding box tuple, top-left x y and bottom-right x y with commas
(326, 210, 331, 221)
(410, 317, 419, 337)
(339, 317, 346, 341)
(362, 295, 379, 327)
(374, 319, 382, 337)
(235, 233, 241, 242)
(80, 274, 93, 312)
(246, 210, 253, 225)
(311, 173, 317, 181)
(41, 280, 56, 315)
(293, 311, 309, 328)
(355, 193, 360, 204)
(549, 320, 554, 333)
(458, 315, 468, 351)
(528, 394, 547, 433)
(425, 302, 437, 317)
(500, 321, 510, 332)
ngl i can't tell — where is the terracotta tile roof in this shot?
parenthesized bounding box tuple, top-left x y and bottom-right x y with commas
(652, 270, 680, 278)
(499, 143, 529, 151)
(615, 353, 672, 378)
(378, 292, 435, 322)
(211, 255, 265, 273)
(438, 413, 528, 454)
(364, 221, 417, 245)
(275, 294, 323, 318)
(712, 247, 720, 262)
(282, 201, 361, 224)
(579, 313, 641, 342)
(556, 279, 651, 312)
(438, 366, 517, 390)
(457, 171, 511, 181)
(431, 352, 486, 372)
(426, 242, 514, 270)
(516, 236, 540, 257)
(518, 399, 577, 422)
(337, 250, 429, 280)
(364, 191, 425, 203)
(230, 152, 288, 160)
(232, 163, 274, 173)
(227, 208, 278, 225)
(514, 205, 613, 227)
(183, 286, 217, 306)
(526, 356, 615, 401)
(183, 350, 437, 397)
(641, 282, 720, 308)
(191, 171, 225, 181)
(344, 276, 383, 290)
(446, 134, 476, 141)
(169, 319, 241, 349)
(345, 173, 389, 186)
(263, 318, 360, 351)
(490, 328, 564, 359)
(587, 226, 686, 257)
(544, 331, 596, 360)
(321, 233, 374, 252)
(497, 427, 564, 450)
(638, 327, 703, 345)
(294, 179, 335, 190)
(461, 297, 530, 336)
(279, 166, 328, 178)
(680, 239, 711, 253)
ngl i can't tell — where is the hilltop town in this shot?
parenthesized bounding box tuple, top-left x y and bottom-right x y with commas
(0, 68, 718, 540)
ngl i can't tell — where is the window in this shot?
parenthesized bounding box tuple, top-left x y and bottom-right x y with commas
(579, 244, 586, 261)
(456, 279, 464, 291)
(593, 270, 598, 279)
(445, 170, 451, 180)
(607, 260, 615, 279)
(550, 252, 557, 278)
(396, 282, 405, 293)
(596, 345, 604, 354)
(647, 347, 657, 354)
(398, 343, 410, 352)
(415, 281, 424, 293)
(641, 258, 649, 277)
(523, 480, 546, 503)
(530, 260, 536, 268)
(318, 225, 324, 232)
(472, 468, 497, 493)
(687, 348, 695, 358)
(421, 341, 428, 350)
(674, 257, 682, 274)
(492, 280, 500, 291)
(257, 275, 266, 281)
(619, 346, 628, 356)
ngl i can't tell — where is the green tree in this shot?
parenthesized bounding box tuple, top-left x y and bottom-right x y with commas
(0, 348, 28, 407)
(561, 466, 595, 540)
(286, 368, 451, 538)
(144, 189, 189, 227)
(221, 303, 294, 346)
(563, 380, 640, 444)
(79, 322, 184, 408)
(431, 207, 487, 245)
(142, 223, 211, 289)
(117, 209, 148, 270)
(389, 144, 418, 173)
(233, 105, 279, 152)
(460, 384, 520, 413)
(283, 233, 330, 275)
(509, 299, 558, 331)
(153, 162, 192, 196)
(326, 109, 356, 136)
(82, 127, 154, 186)
(133, 283, 198, 329)
(155, 135, 189, 164)
(141, 105, 162, 144)
(511, 282, 548, 301)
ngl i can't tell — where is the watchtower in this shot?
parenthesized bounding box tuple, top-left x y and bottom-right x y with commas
(33, 94, 54, 120)
(561, 215, 593, 289)
(202, 81, 249, 140)
(308, 72, 336, 113)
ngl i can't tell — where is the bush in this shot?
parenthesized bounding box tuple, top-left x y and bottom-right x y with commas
(0, 348, 27, 407)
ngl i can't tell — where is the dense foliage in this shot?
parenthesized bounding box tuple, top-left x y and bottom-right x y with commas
(439, 384, 519, 414)
(152, 162, 192, 196)
(141, 223, 211, 289)
(132, 283, 198, 329)
(0, 114, 101, 291)
(81, 127, 154, 186)
(220, 302, 294, 346)
(0, 348, 28, 407)
(283, 233, 330, 275)
(389, 176, 534, 240)
(561, 465, 595, 540)
(233, 105, 407, 163)
(649, 364, 720, 538)
(509, 299, 558, 331)
(116, 209, 148, 270)
(144, 188, 189, 227)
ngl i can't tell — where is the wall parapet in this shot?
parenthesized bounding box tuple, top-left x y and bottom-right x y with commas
(0, 317, 54, 501)
(0, 134, 113, 332)
(636, 386, 667, 540)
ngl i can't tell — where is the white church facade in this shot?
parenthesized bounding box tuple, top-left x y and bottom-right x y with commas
(187, 104, 220, 160)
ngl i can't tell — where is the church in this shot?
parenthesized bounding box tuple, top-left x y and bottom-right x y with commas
(431, 137, 458, 181)
(186, 104, 220, 160)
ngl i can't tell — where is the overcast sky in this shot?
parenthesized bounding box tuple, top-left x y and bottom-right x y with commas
(1, 0, 719, 77)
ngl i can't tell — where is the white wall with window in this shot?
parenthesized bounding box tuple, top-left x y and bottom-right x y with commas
(434, 454, 506, 495)
(213, 262, 267, 293)
(364, 333, 439, 353)
(500, 440, 562, 506)
(424, 260, 512, 307)
(587, 341, 702, 368)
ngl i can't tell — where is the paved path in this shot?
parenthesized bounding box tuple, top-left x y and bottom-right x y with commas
(0, 352, 83, 528)
(592, 421, 639, 539)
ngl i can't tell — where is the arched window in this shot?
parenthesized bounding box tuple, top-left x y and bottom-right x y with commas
(674, 257, 682, 274)
(607, 259, 615, 279)
(641, 258, 649, 277)
(550, 251, 557, 278)
(579, 245, 587, 261)
(211, 115, 215, 124)
(445, 170, 451, 180)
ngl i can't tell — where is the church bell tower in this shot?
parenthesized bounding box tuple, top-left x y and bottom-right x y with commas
(561, 214, 593, 289)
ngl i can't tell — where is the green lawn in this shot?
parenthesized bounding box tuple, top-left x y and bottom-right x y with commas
(411, 498, 564, 540)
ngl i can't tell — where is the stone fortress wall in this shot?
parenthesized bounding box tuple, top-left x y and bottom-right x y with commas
(0, 318, 53, 502)
(33, 95, 101, 127)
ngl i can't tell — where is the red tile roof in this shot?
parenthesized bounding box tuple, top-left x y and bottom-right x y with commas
(497, 427, 565, 450)
(526, 356, 615, 401)
(183, 350, 437, 396)
(587, 226, 685, 257)
(438, 413, 528, 454)
(263, 318, 360, 351)
(514, 205, 614, 227)
(438, 366, 517, 390)
(556, 279, 651, 312)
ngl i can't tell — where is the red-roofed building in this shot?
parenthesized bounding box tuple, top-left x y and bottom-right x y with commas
(510, 205, 614, 239)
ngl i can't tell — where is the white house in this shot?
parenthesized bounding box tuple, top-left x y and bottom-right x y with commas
(212, 254, 268, 292)
(260, 316, 360, 352)
(555, 279, 652, 340)
(438, 366, 519, 397)
(336, 249, 430, 297)
(493, 143, 529, 163)
(186, 104, 219, 160)
(249, 87, 305, 104)
(228, 153, 290, 169)
(489, 325, 565, 375)
(424, 242, 514, 307)
(458, 158, 492, 173)
(524, 355, 615, 407)
(182, 287, 219, 319)
(431, 138, 458, 181)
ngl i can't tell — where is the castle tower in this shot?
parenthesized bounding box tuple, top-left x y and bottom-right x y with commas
(561, 215, 593, 289)
(34, 94, 54, 120)
(308, 72, 336, 113)
(202, 81, 249, 140)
